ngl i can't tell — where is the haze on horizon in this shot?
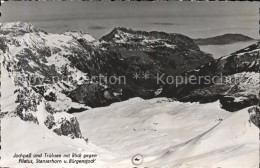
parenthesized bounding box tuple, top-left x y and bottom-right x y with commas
(1, 1, 258, 39)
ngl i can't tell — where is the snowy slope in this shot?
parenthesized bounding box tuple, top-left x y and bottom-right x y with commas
(75, 98, 258, 168)
(2, 98, 258, 167)
(1, 64, 18, 112)
(1, 117, 115, 168)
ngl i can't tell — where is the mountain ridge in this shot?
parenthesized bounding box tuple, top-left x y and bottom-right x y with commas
(194, 33, 255, 45)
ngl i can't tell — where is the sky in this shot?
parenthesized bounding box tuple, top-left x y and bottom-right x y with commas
(1, 1, 258, 39)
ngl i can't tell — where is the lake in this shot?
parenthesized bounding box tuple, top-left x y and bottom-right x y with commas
(199, 40, 258, 59)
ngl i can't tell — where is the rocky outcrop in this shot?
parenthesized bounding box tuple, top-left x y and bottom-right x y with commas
(51, 115, 82, 139)
(13, 85, 84, 139)
(248, 106, 260, 128)
(220, 95, 259, 112)
(160, 42, 260, 111)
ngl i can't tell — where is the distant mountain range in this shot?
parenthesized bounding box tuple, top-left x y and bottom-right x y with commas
(194, 33, 255, 45)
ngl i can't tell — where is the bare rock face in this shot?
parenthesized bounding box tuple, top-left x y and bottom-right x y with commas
(60, 117, 82, 138)
(13, 86, 84, 139)
(248, 106, 260, 128)
(43, 108, 83, 139)
(220, 95, 259, 112)
(52, 116, 82, 139)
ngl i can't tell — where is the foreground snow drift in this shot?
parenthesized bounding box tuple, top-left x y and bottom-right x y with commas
(1, 117, 118, 168)
(1, 98, 259, 168)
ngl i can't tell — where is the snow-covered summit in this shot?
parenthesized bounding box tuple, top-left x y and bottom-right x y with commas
(0, 21, 37, 33)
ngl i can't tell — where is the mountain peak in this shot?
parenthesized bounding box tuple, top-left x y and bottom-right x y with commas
(101, 26, 201, 51)
(1, 22, 38, 33)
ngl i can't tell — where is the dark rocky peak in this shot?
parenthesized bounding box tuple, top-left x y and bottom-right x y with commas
(101, 27, 200, 51)
(98, 27, 214, 77)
